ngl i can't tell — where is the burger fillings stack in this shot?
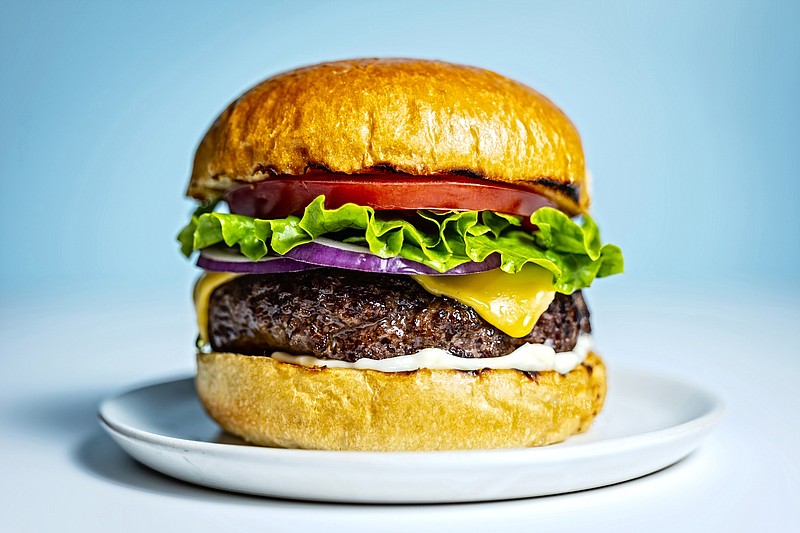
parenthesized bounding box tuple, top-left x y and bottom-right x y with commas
(178, 58, 624, 451)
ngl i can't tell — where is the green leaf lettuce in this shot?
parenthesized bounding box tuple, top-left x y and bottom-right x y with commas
(177, 196, 623, 294)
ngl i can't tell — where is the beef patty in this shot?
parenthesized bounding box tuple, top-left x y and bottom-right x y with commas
(207, 268, 591, 362)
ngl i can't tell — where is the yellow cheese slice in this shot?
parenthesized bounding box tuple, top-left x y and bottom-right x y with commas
(193, 272, 241, 344)
(412, 264, 555, 338)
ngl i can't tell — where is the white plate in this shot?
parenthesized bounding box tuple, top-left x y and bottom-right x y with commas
(99, 368, 722, 503)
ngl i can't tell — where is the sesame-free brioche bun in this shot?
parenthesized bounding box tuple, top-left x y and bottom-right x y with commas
(196, 351, 606, 451)
(188, 58, 588, 213)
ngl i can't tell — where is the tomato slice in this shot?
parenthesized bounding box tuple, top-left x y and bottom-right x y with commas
(225, 173, 557, 219)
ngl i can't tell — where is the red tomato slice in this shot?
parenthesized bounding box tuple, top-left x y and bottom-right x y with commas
(225, 173, 558, 219)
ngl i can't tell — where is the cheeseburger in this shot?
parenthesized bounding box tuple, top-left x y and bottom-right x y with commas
(178, 58, 623, 451)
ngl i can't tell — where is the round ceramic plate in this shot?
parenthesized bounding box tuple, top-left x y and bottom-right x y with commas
(98, 368, 722, 503)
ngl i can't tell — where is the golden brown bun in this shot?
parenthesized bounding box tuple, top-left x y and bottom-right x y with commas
(188, 58, 588, 214)
(196, 351, 606, 451)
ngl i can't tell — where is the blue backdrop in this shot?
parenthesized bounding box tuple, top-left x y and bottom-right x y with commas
(2, 0, 798, 298)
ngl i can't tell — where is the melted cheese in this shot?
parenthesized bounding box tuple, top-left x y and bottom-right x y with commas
(412, 264, 555, 338)
(272, 334, 592, 374)
(193, 272, 241, 344)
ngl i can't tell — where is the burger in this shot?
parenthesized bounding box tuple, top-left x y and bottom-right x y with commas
(178, 58, 623, 451)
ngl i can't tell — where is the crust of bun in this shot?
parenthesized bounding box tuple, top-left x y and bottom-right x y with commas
(195, 351, 606, 451)
(188, 58, 588, 213)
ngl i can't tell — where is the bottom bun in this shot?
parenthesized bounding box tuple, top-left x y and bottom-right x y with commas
(196, 351, 606, 451)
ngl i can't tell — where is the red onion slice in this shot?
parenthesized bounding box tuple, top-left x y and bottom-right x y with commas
(284, 238, 500, 276)
(197, 247, 321, 274)
(197, 239, 500, 276)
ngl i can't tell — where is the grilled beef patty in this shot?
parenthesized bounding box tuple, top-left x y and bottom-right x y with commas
(207, 268, 591, 362)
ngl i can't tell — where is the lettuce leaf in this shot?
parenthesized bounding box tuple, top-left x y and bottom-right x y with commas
(177, 196, 623, 294)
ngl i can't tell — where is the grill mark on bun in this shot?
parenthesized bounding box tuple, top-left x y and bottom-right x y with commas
(447, 168, 483, 179)
(522, 370, 541, 381)
(303, 161, 331, 173)
(252, 163, 279, 176)
(531, 177, 581, 204)
(367, 163, 404, 174)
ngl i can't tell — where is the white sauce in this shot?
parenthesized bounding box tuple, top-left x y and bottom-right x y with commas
(271, 334, 593, 374)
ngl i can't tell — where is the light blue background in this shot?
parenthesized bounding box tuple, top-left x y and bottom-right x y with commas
(2, 0, 798, 298)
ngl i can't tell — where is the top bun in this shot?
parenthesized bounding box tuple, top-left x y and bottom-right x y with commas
(188, 58, 588, 213)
